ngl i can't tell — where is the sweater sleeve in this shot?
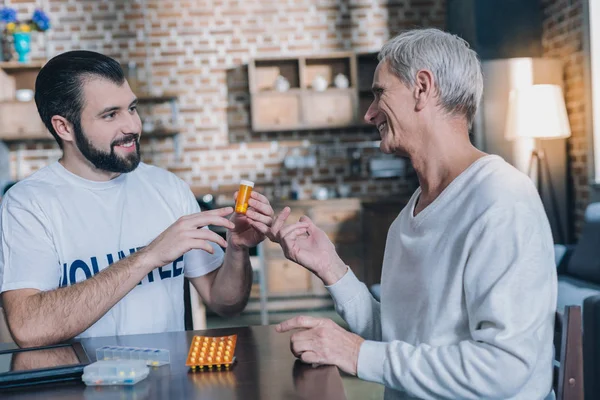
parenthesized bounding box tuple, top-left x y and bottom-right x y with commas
(327, 267, 382, 341)
(355, 204, 557, 399)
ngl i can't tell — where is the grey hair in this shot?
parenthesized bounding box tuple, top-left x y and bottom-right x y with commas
(378, 28, 483, 128)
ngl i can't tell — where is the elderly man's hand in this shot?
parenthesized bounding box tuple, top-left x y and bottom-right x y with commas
(276, 316, 365, 376)
(258, 207, 348, 285)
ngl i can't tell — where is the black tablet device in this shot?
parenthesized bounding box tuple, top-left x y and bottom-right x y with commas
(0, 342, 91, 389)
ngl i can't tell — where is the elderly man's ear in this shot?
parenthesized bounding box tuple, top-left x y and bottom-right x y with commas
(414, 69, 435, 112)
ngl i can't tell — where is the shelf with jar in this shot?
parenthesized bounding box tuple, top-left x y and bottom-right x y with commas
(0, 123, 181, 145)
(0, 76, 181, 161)
(0, 60, 51, 142)
(248, 52, 360, 132)
(0, 60, 45, 71)
(123, 61, 182, 153)
(136, 92, 180, 133)
(135, 90, 182, 158)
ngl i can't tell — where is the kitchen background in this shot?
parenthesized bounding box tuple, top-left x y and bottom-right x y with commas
(0, 0, 595, 319)
(0, 0, 590, 235)
(1, 0, 450, 205)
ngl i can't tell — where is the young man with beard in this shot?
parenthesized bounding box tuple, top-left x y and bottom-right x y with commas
(0, 51, 275, 347)
(265, 29, 557, 399)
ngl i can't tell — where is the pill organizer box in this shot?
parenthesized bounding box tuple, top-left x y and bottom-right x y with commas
(82, 360, 149, 386)
(95, 346, 170, 367)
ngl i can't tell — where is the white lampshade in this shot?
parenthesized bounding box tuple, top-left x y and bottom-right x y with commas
(504, 84, 572, 140)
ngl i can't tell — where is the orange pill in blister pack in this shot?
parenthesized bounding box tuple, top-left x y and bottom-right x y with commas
(186, 335, 237, 371)
(235, 180, 254, 214)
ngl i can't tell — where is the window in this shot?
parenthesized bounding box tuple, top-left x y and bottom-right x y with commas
(584, 0, 600, 184)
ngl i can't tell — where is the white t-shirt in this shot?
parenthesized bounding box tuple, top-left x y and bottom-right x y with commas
(0, 162, 224, 338)
(328, 155, 557, 399)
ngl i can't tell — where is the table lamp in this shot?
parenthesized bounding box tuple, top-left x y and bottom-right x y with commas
(504, 84, 572, 243)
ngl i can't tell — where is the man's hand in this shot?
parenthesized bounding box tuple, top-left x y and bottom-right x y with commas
(228, 191, 275, 249)
(141, 207, 235, 268)
(276, 316, 365, 376)
(264, 208, 347, 285)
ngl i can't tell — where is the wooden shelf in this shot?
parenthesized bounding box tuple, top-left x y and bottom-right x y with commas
(253, 88, 302, 95)
(136, 92, 178, 103)
(1, 132, 53, 143)
(254, 87, 355, 95)
(0, 61, 45, 72)
(142, 127, 180, 138)
(304, 52, 354, 60)
(2, 128, 180, 144)
(307, 87, 356, 94)
(249, 52, 359, 131)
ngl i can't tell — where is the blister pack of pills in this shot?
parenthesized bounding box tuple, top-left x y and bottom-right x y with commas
(186, 335, 237, 371)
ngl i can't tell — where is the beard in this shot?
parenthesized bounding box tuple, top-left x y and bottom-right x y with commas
(73, 121, 141, 173)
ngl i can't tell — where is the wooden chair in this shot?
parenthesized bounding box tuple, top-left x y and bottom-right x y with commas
(554, 306, 584, 400)
(583, 295, 600, 399)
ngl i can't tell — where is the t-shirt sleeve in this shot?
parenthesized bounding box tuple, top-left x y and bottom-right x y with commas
(179, 184, 224, 278)
(0, 196, 61, 293)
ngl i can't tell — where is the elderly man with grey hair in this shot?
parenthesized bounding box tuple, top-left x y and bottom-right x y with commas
(259, 28, 557, 399)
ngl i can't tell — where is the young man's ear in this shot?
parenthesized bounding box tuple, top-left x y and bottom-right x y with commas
(51, 116, 75, 144)
(413, 69, 435, 112)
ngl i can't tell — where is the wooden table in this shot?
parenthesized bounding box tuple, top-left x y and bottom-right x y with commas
(0, 325, 351, 400)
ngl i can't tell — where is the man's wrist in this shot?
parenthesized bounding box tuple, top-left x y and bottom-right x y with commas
(352, 335, 365, 376)
(320, 261, 349, 286)
(226, 235, 249, 252)
(135, 247, 158, 271)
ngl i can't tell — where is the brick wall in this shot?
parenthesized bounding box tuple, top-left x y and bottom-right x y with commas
(541, 0, 587, 236)
(3, 0, 445, 202)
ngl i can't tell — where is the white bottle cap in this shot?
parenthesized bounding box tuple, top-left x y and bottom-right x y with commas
(239, 180, 255, 188)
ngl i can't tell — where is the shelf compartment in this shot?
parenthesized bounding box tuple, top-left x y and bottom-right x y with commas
(302, 89, 357, 127)
(251, 59, 300, 93)
(304, 55, 354, 90)
(251, 92, 301, 131)
(0, 101, 49, 141)
(357, 52, 379, 93)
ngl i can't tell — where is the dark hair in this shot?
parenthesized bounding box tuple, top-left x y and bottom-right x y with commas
(34, 50, 125, 149)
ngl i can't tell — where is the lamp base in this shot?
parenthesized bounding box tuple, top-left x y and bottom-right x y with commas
(527, 148, 565, 243)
